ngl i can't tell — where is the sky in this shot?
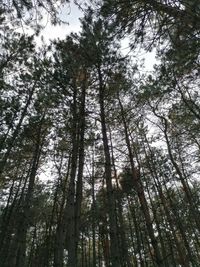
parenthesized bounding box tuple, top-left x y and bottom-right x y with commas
(39, 3, 83, 43)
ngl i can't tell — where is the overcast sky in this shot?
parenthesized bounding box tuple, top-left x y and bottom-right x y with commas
(31, 2, 83, 45)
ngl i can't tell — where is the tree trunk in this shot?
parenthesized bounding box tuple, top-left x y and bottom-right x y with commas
(0, 82, 37, 177)
(15, 117, 44, 267)
(118, 96, 163, 266)
(109, 127, 132, 267)
(75, 75, 86, 261)
(98, 65, 120, 267)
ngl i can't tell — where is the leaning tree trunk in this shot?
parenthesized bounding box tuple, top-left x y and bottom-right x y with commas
(152, 108, 200, 232)
(118, 96, 163, 266)
(12, 115, 44, 267)
(142, 134, 192, 266)
(0, 81, 37, 177)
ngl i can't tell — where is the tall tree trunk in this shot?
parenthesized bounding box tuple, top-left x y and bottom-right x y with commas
(118, 96, 163, 266)
(10, 116, 45, 267)
(98, 64, 121, 267)
(54, 156, 71, 267)
(54, 76, 86, 267)
(75, 75, 86, 260)
(142, 134, 192, 266)
(109, 126, 132, 267)
(152, 108, 200, 231)
(16, 120, 44, 267)
(91, 143, 97, 267)
(64, 86, 79, 267)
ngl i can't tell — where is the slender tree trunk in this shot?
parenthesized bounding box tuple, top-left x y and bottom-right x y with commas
(91, 144, 97, 267)
(142, 135, 192, 266)
(0, 163, 32, 267)
(0, 82, 37, 177)
(127, 196, 145, 266)
(14, 117, 44, 267)
(0, 107, 19, 151)
(75, 76, 86, 261)
(152, 109, 200, 231)
(63, 86, 79, 267)
(54, 156, 71, 267)
(63, 77, 87, 267)
(109, 126, 132, 267)
(118, 96, 163, 266)
(98, 64, 120, 267)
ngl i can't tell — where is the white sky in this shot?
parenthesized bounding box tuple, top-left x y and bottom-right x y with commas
(40, 3, 83, 41)
(120, 38, 157, 72)
(32, 3, 83, 46)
